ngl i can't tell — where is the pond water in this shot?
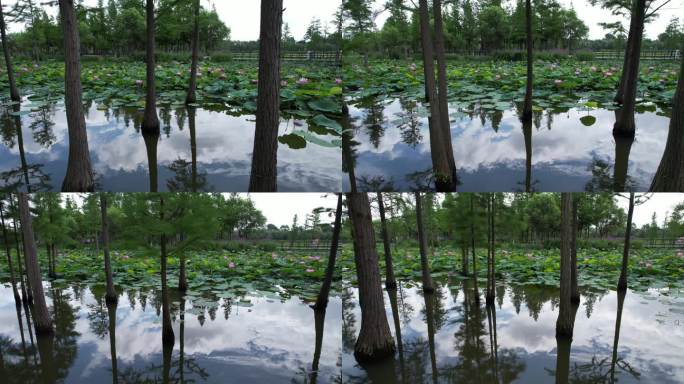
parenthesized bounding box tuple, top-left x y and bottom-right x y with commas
(0, 99, 342, 192)
(342, 279, 684, 383)
(344, 98, 671, 192)
(0, 283, 342, 383)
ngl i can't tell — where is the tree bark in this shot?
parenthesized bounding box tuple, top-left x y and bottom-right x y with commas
(571, 195, 579, 303)
(159, 196, 174, 346)
(415, 192, 435, 293)
(0, 201, 20, 303)
(107, 302, 118, 384)
(486, 194, 496, 305)
(347, 193, 395, 363)
(470, 194, 479, 303)
(142, 0, 160, 133)
(617, 192, 634, 291)
(11, 196, 31, 303)
(249, 0, 283, 192)
(418, 0, 454, 191)
(613, 0, 646, 137)
(0, 1, 20, 102)
(615, 11, 637, 105)
(101, 194, 117, 304)
(18, 193, 52, 334)
(433, 0, 457, 177)
(313, 194, 342, 310)
(556, 193, 574, 338)
(59, 0, 94, 192)
(377, 192, 397, 290)
(143, 130, 159, 192)
(185, 0, 200, 105)
(650, 48, 684, 191)
(522, 0, 534, 122)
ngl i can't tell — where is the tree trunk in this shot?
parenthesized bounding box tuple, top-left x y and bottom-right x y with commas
(142, 0, 160, 133)
(347, 193, 395, 363)
(179, 250, 187, 291)
(159, 197, 174, 346)
(486, 194, 496, 305)
(615, 13, 637, 104)
(613, 0, 646, 137)
(313, 194, 342, 310)
(650, 47, 684, 191)
(45, 243, 53, 278)
(0, 201, 20, 303)
(415, 192, 435, 293)
(617, 192, 634, 291)
(189, 107, 198, 192)
(0, 1, 20, 102)
(101, 194, 117, 304)
(11, 196, 31, 303)
(59, 0, 94, 192)
(18, 193, 52, 335)
(377, 192, 397, 290)
(522, 0, 533, 122)
(418, 0, 453, 192)
(107, 302, 119, 384)
(249, 0, 283, 192)
(610, 289, 626, 382)
(461, 246, 469, 276)
(143, 130, 159, 192)
(571, 196, 579, 303)
(556, 193, 574, 338)
(470, 194, 479, 303)
(185, 0, 200, 105)
(432, 0, 457, 178)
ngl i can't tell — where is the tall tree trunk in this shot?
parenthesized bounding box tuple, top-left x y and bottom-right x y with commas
(615, 14, 636, 104)
(650, 48, 684, 191)
(571, 195, 579, 303)
(486, 194, 496, 305)
(613, 133, 634, 191)
(617, 192, 634, 291)
(415, 192, 435, 293)
(523, 120, 533, 192)
(189, 107, 198, 192)
(27, 0, 40, 62)
(377, 192, 396, 290)
(0, 1, 20, 102)
(310, 307, 326, 383)
(313, 194, 342, 310)
(179, 250, 187, 291)
(11, 196, 31, 303)
(18, 193, 52, 334)
(522, 0, 533, 122)
(556, 193, 574, 338)
(107, 302, 119, 384)
(143, 130, 159, 192)
(185, 0, 200, 105)
(418, 0, 453, 192)
(142, 0, 160, 133)
(433, 0, 457, 178)
(45, 243, 53, 278)
(387, 288, 406, 381)
(610, 290, 627, 382)
(101, 194, 117, 304)
(470, 194, 479, 303)
(613, 0, 646, 137)
(424, 292, 438, 384)
(59, 0, 94, 192)
(461, 246, 469, 276)
(1, 201, 20, 302)
(347, 193, 395, 362)
(249, 0, 283, 192)
(159, 197, 174, 346)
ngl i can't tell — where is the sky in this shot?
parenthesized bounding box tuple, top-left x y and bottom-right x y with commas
(371, 0, 684, 40)
(4, 0, 341, 42)
(248, 193, 339, 227)
(615, 193, 684, 227)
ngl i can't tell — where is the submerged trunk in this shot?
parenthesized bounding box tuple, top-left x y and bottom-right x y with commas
(415, 193, 435, 293)
(107, 302, 118, 384)
(59, 0, 94, 192)
(610, 290, 627, 382)
(0, 1, 20, 102)
(556, 193, 574, 338)
(347, 193, 395, 363)
(418, 0, 453, 191)
(0, 201, 20, 302)
(159, 197, 174, 346)
(18, 193, 52, 334)
(650, 49, 684, 191)
(486, 194, 496, 305)
(617, 192, 635, 291)
(433, 0, 457, 177)
(11, 196, 32, 303)
(249, 0, 283, 192)
(142, 0, 160, 133)
(185, 0, 200, 105)
(143, 130, 159, 192)
(377, 192, 396, 290)
(470, 194, 479, 303)
(522, 0, 533, 122)
(571, 196, 579, 303)
(101, 194, 117, 304)
(313, 194, 342, 310)
(613, 0, 646, 137)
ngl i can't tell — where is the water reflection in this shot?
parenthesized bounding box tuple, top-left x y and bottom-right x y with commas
(0, 283, 342, 383)
(342, 279, 684, 383)
(345, 98, 670, 192)
(0, 100, 341, 192)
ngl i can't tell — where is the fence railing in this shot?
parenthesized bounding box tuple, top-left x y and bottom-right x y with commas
(231, 51, 342, 65)
(592, 50, 681, 61)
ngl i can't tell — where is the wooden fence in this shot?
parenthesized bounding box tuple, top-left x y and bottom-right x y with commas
(592, 50, 681, 61)
(231, 51, 342, 66)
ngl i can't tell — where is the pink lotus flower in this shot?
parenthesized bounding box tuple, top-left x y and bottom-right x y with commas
(306, 268, 315, 273)
(122, 255, 130, 260)
(135, 80, 144, 86)
(676, 251, 684, 258)
(228, 262, 236, 269)
(590, 66, 597, 72)
(297, 77, 310, 85)
(176, 71, 182, 76)
(495, 74, 501, 80)
(272, 252, 279, 259)
(554, 79, 563, 85)
(604, 71, 613, 77)
(224, 256, 228, 260)
(409, 63, 417, 72)
(281, 80, 288, 87)
(335, 78, 343, 84)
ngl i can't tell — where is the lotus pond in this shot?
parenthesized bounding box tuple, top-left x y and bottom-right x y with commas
(343, 60, 679, 192)
(341, 279, 684, 383)
(0, 282, 342, 383)
(0, 61, 343, 192)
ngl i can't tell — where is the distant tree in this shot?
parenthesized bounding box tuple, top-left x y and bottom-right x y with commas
(0, 0, 20, 101)
(100, 193, 117, 304)
(415, 192, 435, 293)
